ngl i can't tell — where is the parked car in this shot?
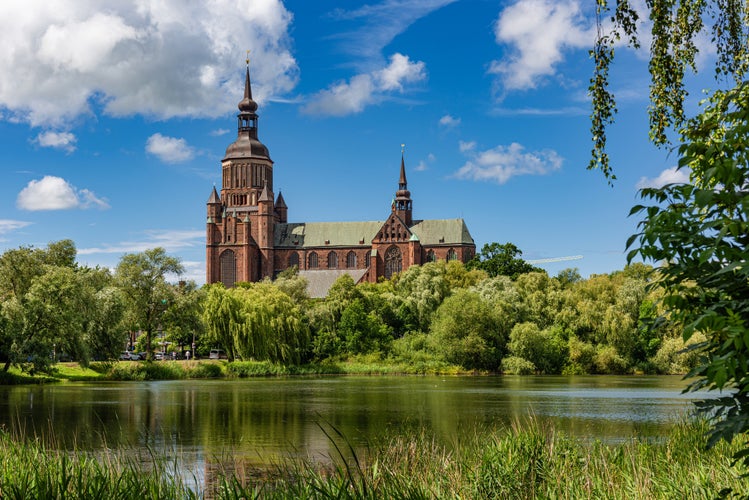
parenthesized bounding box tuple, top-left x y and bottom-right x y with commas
(129, 352, 142, 361)
(119, 351, 131, 360)
(209, 349, 227, 360)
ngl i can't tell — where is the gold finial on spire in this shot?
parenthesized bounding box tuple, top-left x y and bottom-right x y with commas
(246, 49, 250, 66)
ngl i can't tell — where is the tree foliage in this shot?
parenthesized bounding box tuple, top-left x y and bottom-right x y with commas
(590, 0, 749, 181)
(467, 242, 541, 280)
(628, 82, 749, 460)
(114, 248, 183, 361)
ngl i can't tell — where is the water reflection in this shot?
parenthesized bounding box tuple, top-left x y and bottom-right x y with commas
(0, 375, 702, 464)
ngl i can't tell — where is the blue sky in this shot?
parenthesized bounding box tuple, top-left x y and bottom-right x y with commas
(0, 0, 713, 284)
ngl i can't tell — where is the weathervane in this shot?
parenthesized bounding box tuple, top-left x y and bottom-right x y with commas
(246, 49, 250, 66)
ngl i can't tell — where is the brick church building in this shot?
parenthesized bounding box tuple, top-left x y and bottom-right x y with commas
(206, 64, 476, 295)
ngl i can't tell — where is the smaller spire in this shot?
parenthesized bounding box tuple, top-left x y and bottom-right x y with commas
(259, 180, 273, 202)
(207, 185, 220, 204)
(399, 144, 407, 188)
(275, 191, 287, 208)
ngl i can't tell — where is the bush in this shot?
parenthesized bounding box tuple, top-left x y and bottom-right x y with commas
(651, 333, 706, 374)
(186, 362, 223, 379)
(593, 345, 630, 374)
(501, 356, 536, 375)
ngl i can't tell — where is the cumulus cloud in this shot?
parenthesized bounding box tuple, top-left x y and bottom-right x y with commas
(17, 176, 109, 211)
(146, 133, 195, 163)
(0, 219, 32, 234)
(459, 140, 476, 153)
(439, 114, 461, 127)
(0, 1, 298, 127)
(490, 0, 594, 93)
(33, 131, 77, 153)
(210, 128, 230, 136)
(303, 53, 426, 116)
(454, 142, 563, 184)
(636, 166, 690, 189)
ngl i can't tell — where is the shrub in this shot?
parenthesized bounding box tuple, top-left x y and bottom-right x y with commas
(501, 356, 536, 375)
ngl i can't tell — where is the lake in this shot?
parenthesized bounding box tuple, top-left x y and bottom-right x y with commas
(1, 375, 704, 462)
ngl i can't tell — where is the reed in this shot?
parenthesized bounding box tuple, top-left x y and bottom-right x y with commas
(0, 415, 746, 498)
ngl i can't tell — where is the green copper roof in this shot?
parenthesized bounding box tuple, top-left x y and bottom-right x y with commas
(275, 221, 383, 247)
(275, 218, 473, 248)
(409, 219, 474, 245)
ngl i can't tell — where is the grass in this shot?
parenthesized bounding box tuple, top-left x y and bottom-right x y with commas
(1, 357, 468, 385)
(0, 418, 745, 499)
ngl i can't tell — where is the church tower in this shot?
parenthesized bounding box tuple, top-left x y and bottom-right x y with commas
(206, 59, 276, 286)
(393, 147, 413, 226)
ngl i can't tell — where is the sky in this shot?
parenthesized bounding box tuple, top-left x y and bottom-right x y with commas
(0, 0, 718, 284)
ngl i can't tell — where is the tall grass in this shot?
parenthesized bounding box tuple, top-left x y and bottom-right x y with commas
(0, 418, 745, 498)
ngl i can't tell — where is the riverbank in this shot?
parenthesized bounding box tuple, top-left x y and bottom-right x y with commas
(0, 357, 469, 384)
(0, 418, 744, 499)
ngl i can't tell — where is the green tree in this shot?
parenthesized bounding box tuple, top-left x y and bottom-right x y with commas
(628, 82, 749, 460)
(161, 281, 205, 357)
(114, 248, 183, 361)
(467, 242, 541, 280)
(338, 299, 393, 355)
(590, 0, 748, 181)
(202, 284, 240, 361)
(429, 289, 505, 370)
(0, 240, 88, 372)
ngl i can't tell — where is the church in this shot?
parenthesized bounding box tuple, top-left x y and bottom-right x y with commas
(206, 64, 476, 296)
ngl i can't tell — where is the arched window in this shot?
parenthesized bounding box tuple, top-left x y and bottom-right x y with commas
(346, 251, 357, 268)
(308, 252, 318, 269)
(219, 250, 236, 288)
(327, 251, 338, 269)
(365, 251, 371, 268)
(289, 252, 299, 269)
(425, 250, 436, 262)
(463, 248, 474, 263)
(384, 246, 402, 279)
(447, 249, 458, 261)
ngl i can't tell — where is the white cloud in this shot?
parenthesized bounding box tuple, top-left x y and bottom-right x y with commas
(33, 131, 77, 153)
(490, 0, 594, 93)
(439, 114, 461, 127)
(303, 53, 426, 116)
(459, 140, 476, 153)
(0, 1, 298, 127)
(17, 175, 109, 211)
(454, 142, 563, 184)
(415, 153, 436, 171)
(146, 133, 195, 163)
(636, 166, 690, 189)
(210, 128, 230, 136)
(0, 219, 32, 234)
(78, 229, 204, 255)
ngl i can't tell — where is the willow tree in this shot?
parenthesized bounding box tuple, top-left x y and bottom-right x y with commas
(202, 282, 309, 365)
(590, 0, 748, 181)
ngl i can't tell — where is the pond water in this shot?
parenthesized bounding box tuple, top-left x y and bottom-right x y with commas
(1, 375, 705, 465)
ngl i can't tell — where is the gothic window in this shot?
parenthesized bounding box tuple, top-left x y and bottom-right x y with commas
(447, 249, 458, 261)
(289, 252, 299, 269)
(464, 248, 474, 263)
(346, 251, 357, 268)
(384, 246, 402, 279)
(365, 251, 371, 268)
(327, 251, 338, 269)
(426, 250, 436, 262)
(308, 252, 318, 269)
(219, 250, 236, 288)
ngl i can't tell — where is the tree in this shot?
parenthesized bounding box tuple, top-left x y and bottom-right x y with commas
(114, 248, 183, 361)
(0, 240, 86, 372)
(628, 82, 749, 463)
(429, 289, 505, 370)
(467, 242, 541, 280)
(590, 1, 748, 181)
(161, 281, 205, 356)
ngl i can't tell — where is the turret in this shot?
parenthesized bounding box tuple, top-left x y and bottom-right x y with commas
(393, 146, 413, 226)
